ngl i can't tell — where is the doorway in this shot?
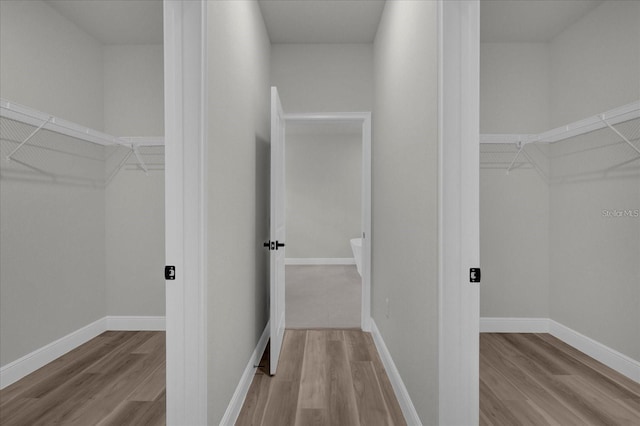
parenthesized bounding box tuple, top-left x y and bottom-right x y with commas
(282, 112, 372, 332)
(282, 113, 372, 331)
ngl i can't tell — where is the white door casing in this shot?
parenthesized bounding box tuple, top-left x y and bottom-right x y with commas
(164, 0, 208, 424)
(438, 0, 480, 425)
(283, 112, 372, 332)
(270, 87, 287, 376)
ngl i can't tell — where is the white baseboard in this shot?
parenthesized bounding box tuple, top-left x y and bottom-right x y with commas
(370, 320, 422, 425)
(548, 320, 640, 383)
(481, 317, 640, 383)
(221, 321, 270, 426)
(480, 317, 549, 333)
(0, 315, 167, 389)
(285, 258, 356, 265)
(106, 315, 166, 331)
(0, 317, 106, 389)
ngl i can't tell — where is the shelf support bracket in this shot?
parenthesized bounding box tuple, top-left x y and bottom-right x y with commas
(132, 145, 149, 175)
(5, 116, 51, 162)
(506, 139, 525, 174)
(601, 115, 640, 156)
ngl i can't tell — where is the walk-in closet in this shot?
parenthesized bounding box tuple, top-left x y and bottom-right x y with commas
(0, 0, 165, 393)
(479, 0, 639, 422)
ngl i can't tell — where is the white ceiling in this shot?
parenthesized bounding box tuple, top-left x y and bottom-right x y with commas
(46, 0, 163, 45)
(44, 0, 604, 46)
(258, 0, 385, 44)
(480, 0, 603, 43)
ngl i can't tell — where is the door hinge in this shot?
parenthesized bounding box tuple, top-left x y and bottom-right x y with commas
(470, 268, 481, 283)
(165, 265, 176, 280)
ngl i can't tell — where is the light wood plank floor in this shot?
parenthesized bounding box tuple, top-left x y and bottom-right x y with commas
(237, 329, 406, 426)
(480, 333, 640, 426)
(0, 331, 165, 426)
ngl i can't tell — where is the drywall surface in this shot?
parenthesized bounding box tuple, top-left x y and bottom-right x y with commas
(206, 1, 271, 423)
(373, 1, 439, 423)
(479, 42, 551, 319)
(550, 176, 639, 361)
(550, 0, 640, 126)
(480, 42, 550, 134)
(103, 44, 165, 317)
(0, 0, 107, 367)
(105, 168, 165, 316)
(548, 0, 640, 362)
(0, 176, 106, 367)
(0, 0, 104, 130)
(286, 128, 361, 258)
(480, 169, 549, 318)
(103, 45, 164, 137)
(270, 43, 373, 112)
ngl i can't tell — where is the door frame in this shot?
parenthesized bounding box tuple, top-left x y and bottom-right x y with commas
(164, 0, 208, 424)
(438, 0, 480, 425)
(283, 112, 372, 332)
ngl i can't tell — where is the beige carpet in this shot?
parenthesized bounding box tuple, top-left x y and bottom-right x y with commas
(285, 265, 362, 329)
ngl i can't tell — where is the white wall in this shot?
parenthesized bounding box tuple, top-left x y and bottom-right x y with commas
(373, 1, 439, 423)
(0, 0, 107, 367)
(286, 127, 361, 259)
(480, 169, 549, 318)
(480, 43, 550, 134)
(550, 1, 640, 126)
(479, 42, 551, 319)
(0, 0, 104, 130)
(103, 45, 165, 317)
(548, 0, 640, 361)
(270, 43, 373, 112)
(206, 1, 271, 423)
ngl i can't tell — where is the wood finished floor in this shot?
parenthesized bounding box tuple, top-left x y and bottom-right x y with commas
(480, 333, 640, 426)
(237, 329, 407, 426)
(0, 331, 165, 426)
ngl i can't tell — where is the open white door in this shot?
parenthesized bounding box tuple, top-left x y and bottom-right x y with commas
(269, 87, 286, 375)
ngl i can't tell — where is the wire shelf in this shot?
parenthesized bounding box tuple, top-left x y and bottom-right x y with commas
(480, 101, 640, 183)
(0, 99, 164, 186)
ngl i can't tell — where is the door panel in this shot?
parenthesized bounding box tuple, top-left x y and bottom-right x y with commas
(270, 87, 286, 375)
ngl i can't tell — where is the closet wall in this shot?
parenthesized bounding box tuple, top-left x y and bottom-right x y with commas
(481, 0, 640, 362)
(480, 42, 550, 319)
(0, 0, 165, 368)
(104, 45, 164, 317)
(548, 0, 640, 361)
(0, 0, 106, 367)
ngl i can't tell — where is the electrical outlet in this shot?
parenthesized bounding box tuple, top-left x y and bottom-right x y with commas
(385, 298, 390, 318)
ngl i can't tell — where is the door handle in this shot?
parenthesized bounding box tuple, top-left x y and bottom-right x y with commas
(263, 240, 285, 251)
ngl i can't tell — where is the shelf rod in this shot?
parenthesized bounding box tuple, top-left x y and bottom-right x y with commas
(5, 116, 51, 162)
(600, 116, 640, 156)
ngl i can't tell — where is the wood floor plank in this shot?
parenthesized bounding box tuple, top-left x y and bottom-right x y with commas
(327, 340, 360, 426)
(261, 380, 299, 426)
(536, 333, 640, 396)
(237, 329, 405, 426)
(363, 333, 407, 426)
(350, 360, 391, 426)
(296, 408, 328, 425)
(480, 333, 640, 426)
(0, 331, 166, 426)
(297, 330, 328, 410)
(236, 373, 272, 426)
